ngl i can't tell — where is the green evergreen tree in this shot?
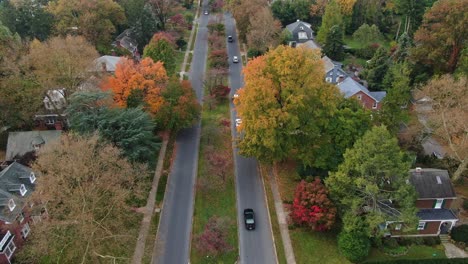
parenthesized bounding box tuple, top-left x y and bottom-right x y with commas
(316, 0, 342, 44)
(323, 25, 345, 61)
(393, 32, 412, 62)
(326, 126, 418, 236)
(362, 46, 389, 90)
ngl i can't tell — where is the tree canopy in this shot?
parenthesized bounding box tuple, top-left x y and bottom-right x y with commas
(234, 45, 339, 164)
(102, 57, 169, 115)
(316, 0, 343, 44)
(326, 126, 417, 236)
(411, 0, 468, 73)
(143, 32, 177, 75)
(362, 46, 390, 91)
(323, 25, 345, 61)
(246, 6, 282, 54)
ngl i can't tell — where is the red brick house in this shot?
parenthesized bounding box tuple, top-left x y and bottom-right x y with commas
(0, 162, 47, 263)
(384, 168, 459, 237)
(336, 77, 386, 111)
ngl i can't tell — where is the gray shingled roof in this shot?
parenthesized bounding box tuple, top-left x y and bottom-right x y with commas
(6, 130, 61, 160)
(297, 40, 320, 50)
(337, 77, 386, 102)
(417, 209, 458, 220)
(93, 55, 122, 72)
(0, 189, 23, 223)
(409, 168, 456, 199)
(286, 20, 312, 33)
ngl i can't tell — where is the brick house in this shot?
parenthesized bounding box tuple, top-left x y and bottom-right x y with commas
(0, 162, 47, 263)
(336, 77, 386, 110)
(384, 168, 458, 237)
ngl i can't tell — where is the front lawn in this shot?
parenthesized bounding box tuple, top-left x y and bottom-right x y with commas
(364, 245, 446, 262)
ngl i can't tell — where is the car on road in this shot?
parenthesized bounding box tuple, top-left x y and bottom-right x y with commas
(204, 10, 209, 15)
(232, 93, 239, 100)
(228, 35, 234, 42)
(232, 56, 239, 63)
(235, 118, 242, 127)
(244, 209, 255, 230)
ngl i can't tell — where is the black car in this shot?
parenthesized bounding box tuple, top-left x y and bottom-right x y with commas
(244, 209, 255, 230)
(227, 35, 233, 42)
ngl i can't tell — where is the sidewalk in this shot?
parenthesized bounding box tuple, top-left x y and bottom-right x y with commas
(269, 166, 297, 264)
(131, 138, 168, 264)
(443, 242, 468, 258)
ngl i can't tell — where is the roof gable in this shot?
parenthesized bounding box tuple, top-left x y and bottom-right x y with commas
(409, 168, 456, 199)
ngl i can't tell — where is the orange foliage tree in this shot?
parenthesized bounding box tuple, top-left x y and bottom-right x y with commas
(102, 57, 168, 114)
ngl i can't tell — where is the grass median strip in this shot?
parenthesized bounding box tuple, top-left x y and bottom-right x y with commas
(190, 101, 238, 263)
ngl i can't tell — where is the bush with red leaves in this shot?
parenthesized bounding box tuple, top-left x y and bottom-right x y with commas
(195, 216, 233, 255)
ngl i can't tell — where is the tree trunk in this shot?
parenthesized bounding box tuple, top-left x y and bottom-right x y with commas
(452, 158, 467, 182)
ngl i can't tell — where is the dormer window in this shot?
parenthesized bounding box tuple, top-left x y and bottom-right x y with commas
(20, 184, 27, 196)
(298, 31, 308, 40)
(325, 77, 332, 83)
(33, 144, 41, 150)
(30, 172, 36, 183)
(8, 199, 16, 211)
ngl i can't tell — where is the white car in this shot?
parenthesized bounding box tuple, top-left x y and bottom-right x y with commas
(204, 10, 209, 15)
(235, 118, 242, 127)
(232, 93, 239, 100)
(232, 56, 239, 63)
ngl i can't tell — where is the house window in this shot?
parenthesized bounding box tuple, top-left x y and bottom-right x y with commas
(8, 199, 16, 211)
(4, 240, 16, 259)
(417, 222, 426, 230)
(395, 224, 402, 231)
(45, 118, 55, 125)
(298, 31, 308, 40)
(325, 77, 332, 83)
(372, 101, 378, 109)
(21, 223, 31, 239)
(434, 199, 444, 209)
(30, 172, 36, 184)
(20, 184, 27, 196)
(357, 94, 362, 100)
(17, 212, 24, 223)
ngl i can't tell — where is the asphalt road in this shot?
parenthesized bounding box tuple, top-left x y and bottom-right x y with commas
(151, 2, 209, 263)
(225, 13, 278, 264)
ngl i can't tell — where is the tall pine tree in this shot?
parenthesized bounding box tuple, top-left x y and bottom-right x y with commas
(316, 0, 342, 44)
(323, 25, 345, 61)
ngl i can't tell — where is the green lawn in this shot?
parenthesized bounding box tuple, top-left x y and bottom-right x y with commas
(290, 228, 350, 264)
(364, 245, 446, 262)
(190, 102, 238, 263)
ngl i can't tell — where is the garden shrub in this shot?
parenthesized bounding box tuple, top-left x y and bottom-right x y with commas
(423, 236, 440, 246)
(383, 238, 399, 249)
(463, 199, 468, 210)
(451, 225, 468, 243)
(338, 231, 370, 263)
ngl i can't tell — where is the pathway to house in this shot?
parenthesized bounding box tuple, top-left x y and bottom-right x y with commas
(443, 242, 468, 258)
(269, 166, 297, 264)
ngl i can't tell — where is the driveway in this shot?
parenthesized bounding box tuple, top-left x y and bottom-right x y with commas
(225, 12, 278, 264)
(151, 1, 209, 263)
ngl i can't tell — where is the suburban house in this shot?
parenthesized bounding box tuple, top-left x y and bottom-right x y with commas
(336, 77, 386, 110)
(92, 55, 122, 73)
(34, 89, 68, 130)
(0, 162, 46, 263)
(285, 19, 320, 50)
(5, 130, 61, 161)
(113, 29, 139, 59)
(383, 168, 458, 237)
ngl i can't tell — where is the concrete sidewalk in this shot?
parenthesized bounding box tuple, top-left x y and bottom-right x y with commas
(268, 166, 297, 264)
(443, 242, 468, 258)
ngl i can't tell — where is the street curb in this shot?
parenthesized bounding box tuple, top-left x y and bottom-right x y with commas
(259, 164, 280, 264)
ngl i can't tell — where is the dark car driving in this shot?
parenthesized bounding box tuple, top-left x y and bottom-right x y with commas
(227, 35, 233, 42)
(244, 208, 255, 230)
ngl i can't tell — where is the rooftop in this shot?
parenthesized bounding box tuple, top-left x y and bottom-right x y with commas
(409, 168, 456, 199)
(6, 130, 62, 160)
(417, 209, 458, 221)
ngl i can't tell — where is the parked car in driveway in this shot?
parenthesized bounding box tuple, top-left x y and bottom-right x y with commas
(244, 209, 255, 230)
(232, 56, 239, 63)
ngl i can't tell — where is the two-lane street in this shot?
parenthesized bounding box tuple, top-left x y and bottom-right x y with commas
(151, 1, 209, 263)
(225, 13, 278, 264)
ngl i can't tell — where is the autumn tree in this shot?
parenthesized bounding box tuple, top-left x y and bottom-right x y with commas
(415, 75, 467, 181)
(361, 46, 390, 91)
(246, 6, 282, 54)
(143, 32, 177, 75)
(411, 0, 468, 73)
(323, 25, 345, 61)
(316, 0, 343, 44)
(102, 57, 168, 115)
(195, 216, 233, 255)
(26, 35, 99, 105)
(0, 0, 53, 41)
(326, 126, 418, 236)
(148, 0, 179, 30)
(234, 46, 339, 164)
(18, 134, 148, 263)
(47, 0, 126, 50)
(232, 0, 267, 42)
(292, 178, 337, 231)
(153, 78, 201, 133)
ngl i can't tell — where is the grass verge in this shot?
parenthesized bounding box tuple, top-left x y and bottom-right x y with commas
(260, 165, 287, 264)
(364, 245, 446, 262)
(190, 101, 238, 263)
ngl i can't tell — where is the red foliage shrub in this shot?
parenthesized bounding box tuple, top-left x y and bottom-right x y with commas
(195, 216, 233, 255)
(291, 178, 336, 231)
(211, 84, 230, 99)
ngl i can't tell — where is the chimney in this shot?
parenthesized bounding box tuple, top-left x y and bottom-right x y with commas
(337, 75, 345, 83)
